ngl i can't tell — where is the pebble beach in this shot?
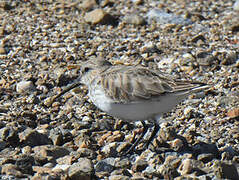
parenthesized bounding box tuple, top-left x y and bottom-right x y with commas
(0, 0, 239, 179)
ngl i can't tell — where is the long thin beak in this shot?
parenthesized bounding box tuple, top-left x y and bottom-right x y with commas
(46, 80, 83, 107)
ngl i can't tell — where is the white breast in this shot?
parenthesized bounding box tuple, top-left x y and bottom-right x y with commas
(88, 85, 187, 122)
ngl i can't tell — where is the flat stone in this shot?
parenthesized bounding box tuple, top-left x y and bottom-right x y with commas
(214, 161, 239, 179)
(109, 175, 130, 180)
(95, 160, 114, 173)
(1, 164, 24, 178)
(68, 158, 93, 180)
(19, 128, 52, 147)
(33, 145, 70, 160)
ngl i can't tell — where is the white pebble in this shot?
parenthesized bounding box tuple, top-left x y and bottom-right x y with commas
(234, 0, 239, 11)
(16, 81, 35, 93)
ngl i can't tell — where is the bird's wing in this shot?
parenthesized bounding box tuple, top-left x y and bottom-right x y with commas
(99, 66, 207, 103)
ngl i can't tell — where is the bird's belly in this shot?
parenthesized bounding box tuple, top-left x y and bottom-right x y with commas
(89, 88, 185, 122)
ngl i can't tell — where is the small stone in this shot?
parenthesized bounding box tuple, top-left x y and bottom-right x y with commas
(19, 128, 52, 147)
(33, 145, 70, 160)
(49, 129, 63, 145)
(178, 159, 192, 175)
(15, 155, 35, 175)
(1, 164, 24, 178)
(147, 9, 191, 25)
(106, 131, 124, 143)
(0, 127, 19, 146)
(132, 159, 148, 172)
(192, 142, 219, 157)
(196, 51, 215, 66)
(95, 160, 114, 173)
(159, 126, 177, 141)
(124, 14, 146, 25)
(84, 9, 116, 25)
(168, 138, 184, 151)
(68, 158, 93, 180)
(131, 0, 143, 5)
(16, 81, 36, 94)
(0, 46, 6, 54)
(214, 161, 239, 179)
(227, 108, 239, 118)
(109, 175, 130, 180)
(197, 153, 215, 163)
(79, 0, 97, 10)
(0, 140, 7, 151)
(191, 34, 206, 43)
(234, 0, 239, 11)
(0, 27, 5, 35)
(32, 173, 58, 180)
(32, 166, 52, 174)
(56, 155, 74, 165)
(110, 169, 132, 177)
(101, 142, 118, 155)
(77, 148, 96, 159)
(115, 158, 131, 169)
(52, 164, 71, 172)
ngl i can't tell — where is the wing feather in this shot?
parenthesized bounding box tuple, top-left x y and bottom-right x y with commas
(99, 66, 207, 103)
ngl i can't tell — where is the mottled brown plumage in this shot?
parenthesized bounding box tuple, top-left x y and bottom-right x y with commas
(80, 58, 208, 104)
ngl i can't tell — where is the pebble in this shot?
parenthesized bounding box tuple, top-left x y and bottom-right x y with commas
(0, 1, 239, 179)
(109, 175, 130, 180)
(147, 9, 192, 25)
(234, 0, 239, 11)
(124, 14, 146, 25)
(95, 160, 114, 173)
(52, 164, 71, 172)
(1, 164, 24, 178)
(132, 159, 148, 172)
(213, 161, 239, 179)
(68, 158, 93, 180)
(19, 128, 52, 147)
(197, 153, 215, 163)
(79, 0, 97, 10)
(227, 107, 239, 118)
(33, 145, 70, 160)
(0, 46, 6, 54)
(16, 81, 36, 94)
(84, 9, 116, 25)
(178, 159, 192, 175)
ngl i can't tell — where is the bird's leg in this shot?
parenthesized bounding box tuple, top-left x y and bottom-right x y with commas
(123, 121, 148, 155)
(144, 122, 160, 149)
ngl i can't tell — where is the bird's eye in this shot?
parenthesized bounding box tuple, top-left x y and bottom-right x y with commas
(83, 67, 90, 73)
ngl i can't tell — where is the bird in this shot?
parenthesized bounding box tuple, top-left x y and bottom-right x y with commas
(48, 58, 210, 154)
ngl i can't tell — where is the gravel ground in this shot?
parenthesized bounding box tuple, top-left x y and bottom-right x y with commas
(0, 0, 239, 179)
